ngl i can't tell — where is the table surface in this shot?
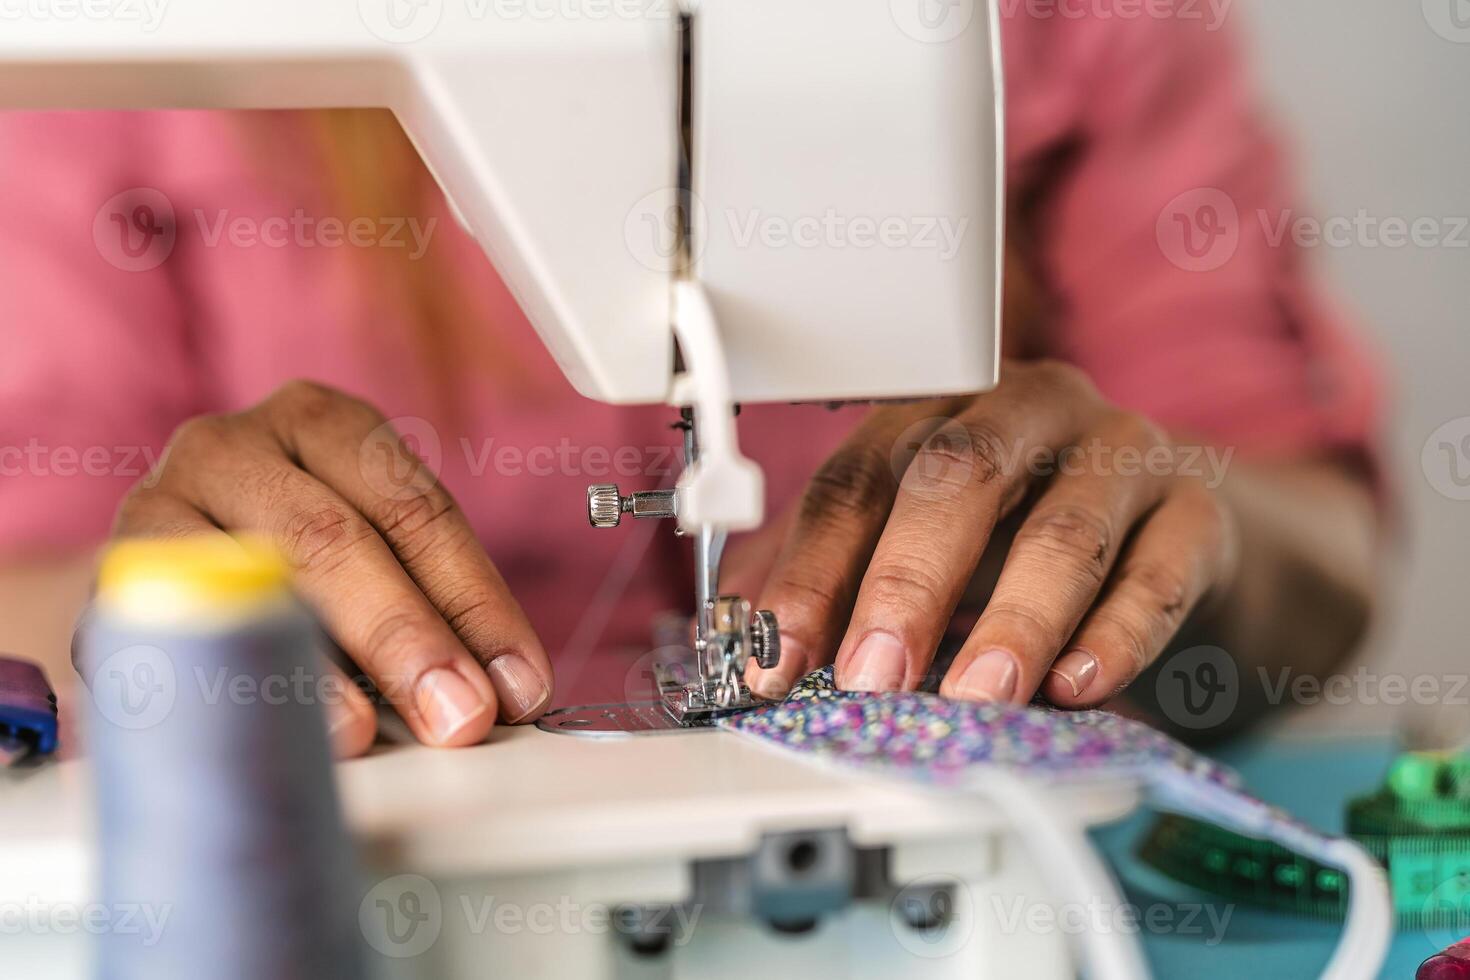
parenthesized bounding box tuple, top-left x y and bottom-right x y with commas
(1095, 733, 1437, 979)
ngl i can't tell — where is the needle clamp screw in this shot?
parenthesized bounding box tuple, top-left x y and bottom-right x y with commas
(587, 485, 678, 528)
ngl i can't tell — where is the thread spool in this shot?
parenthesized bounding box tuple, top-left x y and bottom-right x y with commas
(77, 537, 363, 980)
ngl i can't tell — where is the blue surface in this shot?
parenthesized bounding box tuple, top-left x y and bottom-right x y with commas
(1092, 733, 1438, 979)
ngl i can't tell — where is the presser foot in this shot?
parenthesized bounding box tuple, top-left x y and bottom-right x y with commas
(659, 679, 764, 728)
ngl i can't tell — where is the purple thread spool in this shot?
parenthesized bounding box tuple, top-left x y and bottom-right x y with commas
(77, 538, 363, 980)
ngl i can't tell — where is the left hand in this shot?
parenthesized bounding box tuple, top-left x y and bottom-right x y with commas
(739, 359, 1239, 707)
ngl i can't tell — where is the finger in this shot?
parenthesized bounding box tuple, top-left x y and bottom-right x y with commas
(835, 364, 1098, 694)
(939, 413, 1171, 704)
(165, 419, 499, 747)
(112, 487, 219, 540)
(319, 659, 377, 758)
(1040, 480, 1234, 708)
(743, 400, 968, 700)
(111, 489, 379, 753)
(720, 503, 797, 601)
(253, 382, 551, 723)
(79, 491, 220, 679)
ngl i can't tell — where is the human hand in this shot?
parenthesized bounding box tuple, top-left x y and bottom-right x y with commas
(107, 381, 552, 756)
(741, 360, 1238, 707)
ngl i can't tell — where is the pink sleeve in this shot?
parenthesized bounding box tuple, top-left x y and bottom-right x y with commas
(1033, 14, 1383, 472)
(0, 113, 201, 556)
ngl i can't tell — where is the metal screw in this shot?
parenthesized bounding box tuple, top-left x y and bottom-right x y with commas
(750, 609, 780, 670)
(587, 485, 678, 528)
(587, 485, 624, 527)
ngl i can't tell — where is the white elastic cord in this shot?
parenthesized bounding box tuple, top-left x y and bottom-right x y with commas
(1300, 837, 1394, 980)
(968, 770, 1151, 980)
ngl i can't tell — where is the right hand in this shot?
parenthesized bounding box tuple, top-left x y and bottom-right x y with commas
(106, 380, 553, 757)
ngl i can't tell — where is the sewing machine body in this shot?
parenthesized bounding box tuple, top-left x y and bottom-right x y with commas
(0, 725, 1140, 978)
(0, 0, 1003, 416)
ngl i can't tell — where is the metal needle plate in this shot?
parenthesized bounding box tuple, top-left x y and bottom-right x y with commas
(536, 701, 695, 737)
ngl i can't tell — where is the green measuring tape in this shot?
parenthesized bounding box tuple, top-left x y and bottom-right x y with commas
(1139, 751, 1470, 929)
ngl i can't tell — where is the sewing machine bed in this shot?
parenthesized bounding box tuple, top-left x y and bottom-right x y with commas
(0, 725, 1142, 906)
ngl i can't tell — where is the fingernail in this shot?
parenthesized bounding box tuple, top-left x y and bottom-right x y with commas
(488, 656, 551, 724)
(415, 668, 491, 744)
(844, 631, 907, 692)
(751, 671, 790, 700)
(954, 649, 1018, 702)
(1047, 650, 1099, 698)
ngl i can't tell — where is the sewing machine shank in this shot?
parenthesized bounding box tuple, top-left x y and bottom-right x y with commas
(571, 410, 781, 733)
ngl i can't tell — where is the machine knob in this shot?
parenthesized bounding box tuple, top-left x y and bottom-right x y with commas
(750, 609, 781, 670)
(587, 484, 624, 528)
(587, 485, 678, 528)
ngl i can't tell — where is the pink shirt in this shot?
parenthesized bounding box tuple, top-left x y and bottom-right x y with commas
(0, 11, 1381, 702)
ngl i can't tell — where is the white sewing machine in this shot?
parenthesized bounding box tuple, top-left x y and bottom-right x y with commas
(4, 0, 1005, 723)
(0, 3, 1166, 978)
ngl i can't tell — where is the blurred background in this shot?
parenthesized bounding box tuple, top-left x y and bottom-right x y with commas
(1240, 0, 1470, 732)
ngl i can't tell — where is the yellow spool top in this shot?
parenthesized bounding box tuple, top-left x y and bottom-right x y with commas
(97, 536, 293, 623)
